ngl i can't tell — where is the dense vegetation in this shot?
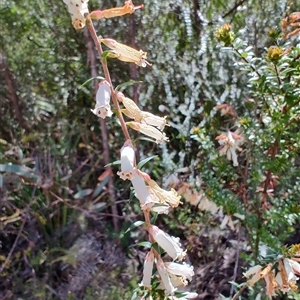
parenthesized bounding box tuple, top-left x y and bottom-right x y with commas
(1, 0, 300, 299)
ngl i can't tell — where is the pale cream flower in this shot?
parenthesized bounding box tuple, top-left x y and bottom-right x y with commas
(243, 265, 263, 286)
(63, 0, 89, 29)
(117, 92, 168, 130)
(141, 250, 154, 288)
(198, 196, 219, 213)
(140, 112, 168, 131)
(149, 225, 186, 261)
(117, 92, 141, 118)
(131, 171, 154, 208)
(164, 262, 194, 281)
(156, 256, 176, 295)
(127, 122, 169, 143)
(100, 38, 151, 67)
(117, 140, 135, 180)
(216, 130, 244, 166)
(147, 179, 181, 208)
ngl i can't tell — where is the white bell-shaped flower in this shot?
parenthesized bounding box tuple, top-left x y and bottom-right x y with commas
(149, 225, 186, 261)
(117, 140, 135, 180)
(141, 250, 154, 288)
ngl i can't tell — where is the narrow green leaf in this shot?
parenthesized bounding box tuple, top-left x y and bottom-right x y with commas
(0, 164, 42, 183)
(74, 188, 93, 199)
(80, 76, 105, 87)
(92, 175, 109, 198)
(115, 80, 143, 92)
(105, 160, 121, 167)
(138, 241, 152, 248)
(124, 220, 145, 234)
(137, 155, 158, 169)
(101, 50, 117, 61)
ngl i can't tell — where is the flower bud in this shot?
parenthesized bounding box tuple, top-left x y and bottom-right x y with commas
(89, 0, 143, 19)
(215, 24, 235, 46)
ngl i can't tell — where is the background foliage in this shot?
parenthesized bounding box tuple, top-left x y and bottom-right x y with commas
(1, 0, 300, 299)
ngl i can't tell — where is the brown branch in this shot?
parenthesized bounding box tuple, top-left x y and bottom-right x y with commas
(0, 51, 29, 132)
(207, 0, 249, 25)
(83, 27, 119, 231)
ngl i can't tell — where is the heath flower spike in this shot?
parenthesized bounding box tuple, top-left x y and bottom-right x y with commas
(89, 0, 143, 20)
(91, 80, 113, 119)
(117, 139, 135, 180)
(63, 0, 89, 29)
(126, 121, 169, 143)
(100, 38, 152, 67)
(149, 225, 186, 261)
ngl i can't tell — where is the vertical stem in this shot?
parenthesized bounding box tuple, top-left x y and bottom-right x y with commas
(83, 26, 119, 231)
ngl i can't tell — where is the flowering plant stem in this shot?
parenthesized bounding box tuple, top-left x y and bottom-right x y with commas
(86, 17, 130, 140)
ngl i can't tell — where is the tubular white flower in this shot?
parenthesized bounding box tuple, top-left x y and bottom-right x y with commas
(147, 179, 181, 208)
(117, 140, 135, 180)
(63, 0, 89, 29)
(131, 171, 154, 207)
(141, 250, 154, 288)
(126, 122, 169, 143)
(140, 112, 168, 131)
(288, 258, 300, 275)
(164, 262, 194, 281)
(156, 256, 176, 295)
(149, 225, 186, 261)
(91, 80, 113, 119)
(283, 258, 300, 280)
